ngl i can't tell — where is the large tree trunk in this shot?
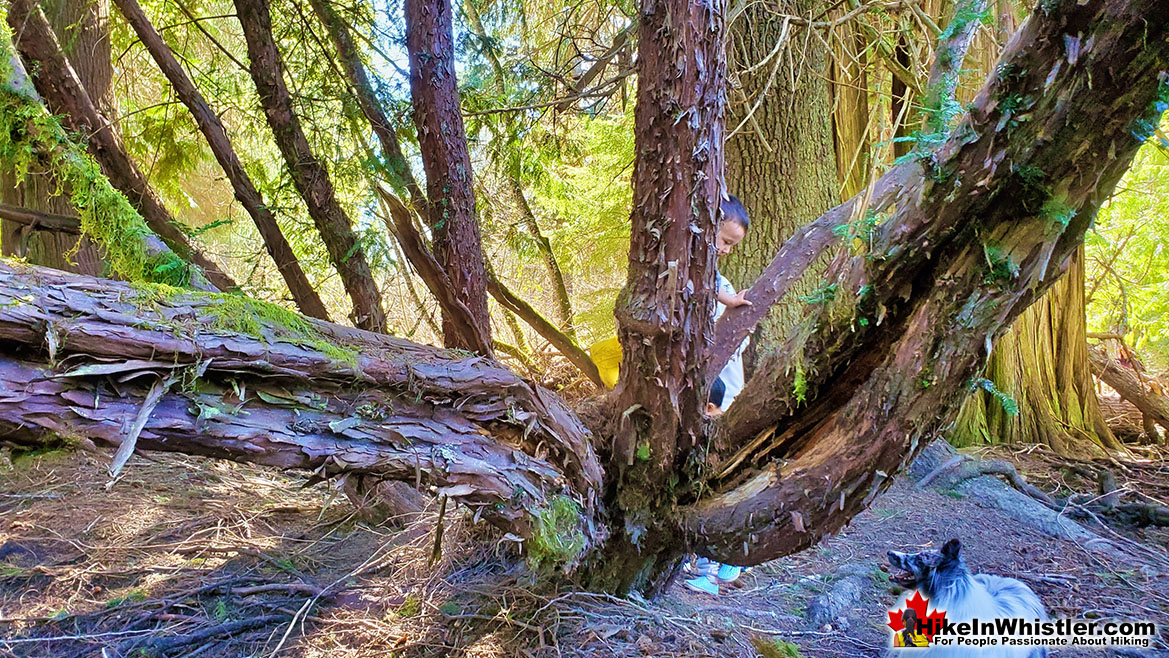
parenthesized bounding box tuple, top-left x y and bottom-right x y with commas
(594, 0, 727, 595)
(405, 0, 493, 350)
(952, 247, 1120, 453)
(111, 0, 330, 321)
(943, 0, 1117, 455)
(233, 0, 386, 333)
(1, 0, 106, 276)
(0, 0, 1165, 598)
(721, 0, 839, 362)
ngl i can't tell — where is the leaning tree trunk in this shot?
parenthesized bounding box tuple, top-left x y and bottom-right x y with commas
(405, 0, 493, 351)
(721, 0, 839, 363)
(233, 0, 386, 333)
(1, 0, 108, 276)
(952, 247, 1120, 453)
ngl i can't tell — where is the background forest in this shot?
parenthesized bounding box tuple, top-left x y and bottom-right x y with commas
(6, 0, 1164, 446)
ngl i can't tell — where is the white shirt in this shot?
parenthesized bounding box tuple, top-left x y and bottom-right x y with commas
(714, 273, 747, 408)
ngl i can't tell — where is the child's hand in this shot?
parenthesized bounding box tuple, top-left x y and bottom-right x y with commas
(721, 290, 752, 308)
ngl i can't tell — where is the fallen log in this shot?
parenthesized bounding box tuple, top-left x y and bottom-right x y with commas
(1088, 345, 1169, 441)
(0, 260, 604, 555)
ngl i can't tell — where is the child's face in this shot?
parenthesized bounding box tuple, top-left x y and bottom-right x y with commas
(715, 220, 746, 258)
(705, 402, 724, 417)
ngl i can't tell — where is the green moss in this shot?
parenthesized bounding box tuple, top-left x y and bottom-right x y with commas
(981, 244, 1019, 283)
(131, 283, 359, 366)
(750, 637, 805, 658)
(792, 364, 808, 404)
(527, 495, 586, 570)
(1039, 195, 1075, 230)
(0, 33, 196, 287)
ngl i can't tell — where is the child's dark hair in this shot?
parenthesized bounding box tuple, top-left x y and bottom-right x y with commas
(709, 377, 726, 409)
(722, 195, 750, 231)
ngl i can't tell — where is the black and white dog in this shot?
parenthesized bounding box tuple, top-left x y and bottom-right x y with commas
(886, 538, 1048, 657)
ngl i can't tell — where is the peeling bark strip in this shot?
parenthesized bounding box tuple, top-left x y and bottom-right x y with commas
(5, 0, 233, 292)
(0, 261, 603, 549)
(404, 0, 493, 351)
(232, 0, 386, 333)
(111, 0, 330, 321)
(686, 0, 1169, 564)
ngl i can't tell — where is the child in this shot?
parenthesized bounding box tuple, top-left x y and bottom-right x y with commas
(714, 197, 752, 311)
(712, 195, 752, 408)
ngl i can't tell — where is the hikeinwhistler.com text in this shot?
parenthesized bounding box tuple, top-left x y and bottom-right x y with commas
(921, 617, 1158, 649)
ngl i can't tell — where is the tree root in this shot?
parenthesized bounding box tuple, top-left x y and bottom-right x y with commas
(920, 452, 1169, 528)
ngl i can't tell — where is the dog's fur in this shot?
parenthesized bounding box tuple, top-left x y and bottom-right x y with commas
(885, 539, 1047, 657)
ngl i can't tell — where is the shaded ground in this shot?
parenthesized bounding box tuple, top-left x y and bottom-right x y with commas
(1, 445, 1166, 657)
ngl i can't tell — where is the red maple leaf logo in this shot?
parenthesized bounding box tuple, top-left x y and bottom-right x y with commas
(887, 590, 947, 641)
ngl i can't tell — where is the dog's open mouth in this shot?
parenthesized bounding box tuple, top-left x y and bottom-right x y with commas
(885, 565, 918, 587)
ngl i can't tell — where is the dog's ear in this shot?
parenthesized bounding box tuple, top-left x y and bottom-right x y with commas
(942, 538, 961, 560)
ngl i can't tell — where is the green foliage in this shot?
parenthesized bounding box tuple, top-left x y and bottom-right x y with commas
(0, 31, 195, 287)
(1087, 118, 1169, 369)
(971, 377, 1019, 416)
(798, 283, 838, 305)
(981, 244, 1019, 283)
(527, 495, 586, 571)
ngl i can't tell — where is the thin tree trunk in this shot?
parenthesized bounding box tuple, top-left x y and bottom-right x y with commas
(111, 0, 330, 320)
(404, 0, 492, 349)
(5, 0, 232, 291)
(485, 272, 603, 387)
(233, 0, 386, 332)
(463, 0, 577, 339)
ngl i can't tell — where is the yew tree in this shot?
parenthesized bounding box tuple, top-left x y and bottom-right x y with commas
(1, 0, 1168, 596)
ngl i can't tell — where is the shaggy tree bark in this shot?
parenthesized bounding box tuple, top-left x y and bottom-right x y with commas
(405, 0, 493, 350)
(5, 0, 233, 292)
(233, 0, 386, 332)
(952, 248, 1120, 453)
(0, 0, 1165, 597)
(111, 0, 330, 321)
(691, 0, 1169, 563)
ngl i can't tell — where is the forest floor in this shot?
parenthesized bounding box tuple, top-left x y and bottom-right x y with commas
(1, 443, 1167, 658)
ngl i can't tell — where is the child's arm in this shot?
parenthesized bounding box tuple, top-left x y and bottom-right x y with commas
(718, 288, 752, 308)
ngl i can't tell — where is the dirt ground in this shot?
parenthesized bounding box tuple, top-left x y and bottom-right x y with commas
(1, 445, 1166, 657)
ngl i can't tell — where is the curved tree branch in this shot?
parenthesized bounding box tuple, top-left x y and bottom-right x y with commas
(687, 0, 1169, 565)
